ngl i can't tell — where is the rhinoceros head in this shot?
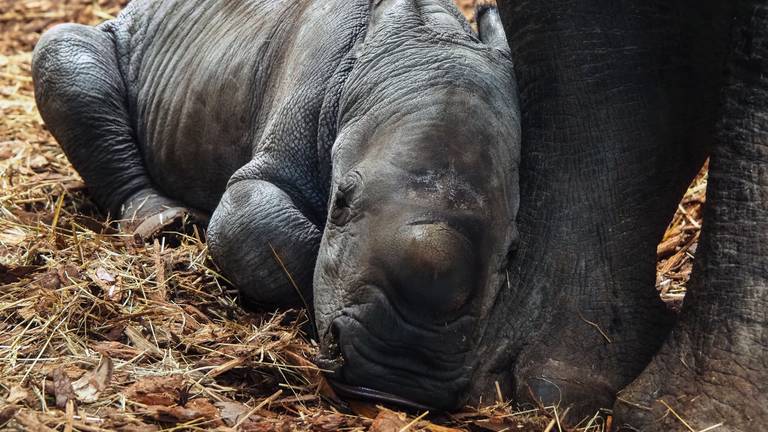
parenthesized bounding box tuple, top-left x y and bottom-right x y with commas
(314, 0, 520, 410)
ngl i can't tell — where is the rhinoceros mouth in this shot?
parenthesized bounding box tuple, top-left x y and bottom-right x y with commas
(316, 294, 476, 410)
(327, 379, 434, 411)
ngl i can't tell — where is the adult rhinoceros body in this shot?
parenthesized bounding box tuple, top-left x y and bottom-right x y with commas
(495, 1, 768, 430)
(33, 0, 519, 411)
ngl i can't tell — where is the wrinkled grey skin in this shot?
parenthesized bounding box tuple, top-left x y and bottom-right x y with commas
(495, 0, 767, 430)
(32, 0, 519, 411)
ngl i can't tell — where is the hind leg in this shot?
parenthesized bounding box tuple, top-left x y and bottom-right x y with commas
(32, 23, 200, 236)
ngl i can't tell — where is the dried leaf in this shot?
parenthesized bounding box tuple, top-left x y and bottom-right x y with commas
(102, 323, 127, 341)
(215, 401, 249, 427)
(17, 304, 37, 321)
(283, 349, 320, 379)
(472, 418, 511, 432)
(52, 367, 76, 409)
(6, 385, 29, 404)
(98, 407, 162, 432)
(94, 267, 115, 283)
(238, 416, 292, 432)
(90, 267, 121, 301)
(370, 408, 409, 432)
(316, 376, 341, 404)
(71, 355, 113, 403)
(124, 325, 163, 358)
(106, 284, 122, 302)
(37, 271, 61, 290)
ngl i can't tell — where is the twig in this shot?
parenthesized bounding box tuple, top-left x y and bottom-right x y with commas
(657, 399, 696, 432)
(233, 389, 283, 430)
(698, 422, 725, 432)
(577, 311, 612, 344)
(543, 418, 557, 432)
(399, 410, 429, 432)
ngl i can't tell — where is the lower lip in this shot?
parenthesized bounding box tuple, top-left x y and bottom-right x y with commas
(328, 378, 434, 412)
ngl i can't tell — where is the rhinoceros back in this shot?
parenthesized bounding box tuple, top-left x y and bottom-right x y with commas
(108, 0, 368, 211)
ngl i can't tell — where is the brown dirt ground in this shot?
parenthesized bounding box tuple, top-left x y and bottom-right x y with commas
(0, 1, 704, 431)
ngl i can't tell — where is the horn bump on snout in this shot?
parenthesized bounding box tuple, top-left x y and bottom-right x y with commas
(387, 221, 477, 315)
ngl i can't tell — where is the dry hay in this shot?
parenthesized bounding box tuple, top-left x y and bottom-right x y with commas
(1, 1, 701, 431)
(656, 163, 707, 311)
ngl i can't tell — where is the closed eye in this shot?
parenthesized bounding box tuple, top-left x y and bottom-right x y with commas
(330, 188, 353, 226)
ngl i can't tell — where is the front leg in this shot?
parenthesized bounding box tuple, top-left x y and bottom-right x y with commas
(207, 178, 321, 307)
(614, 2, 768, 430)
(493, 0, 732, 418)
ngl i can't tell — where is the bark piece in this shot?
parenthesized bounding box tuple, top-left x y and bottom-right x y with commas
(90, 341, 141, 360)
(144, 398, 223, 426)
(125, 375, 185, 406)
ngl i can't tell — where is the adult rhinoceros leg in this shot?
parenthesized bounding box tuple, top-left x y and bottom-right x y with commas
(207, 176, 321, 307)
(614, 3, 768, 430)
(494, 0, 733, 419)
(33, 24, 181, 228)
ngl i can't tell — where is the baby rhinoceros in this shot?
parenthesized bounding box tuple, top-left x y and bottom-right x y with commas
(33, 0, 520, 409)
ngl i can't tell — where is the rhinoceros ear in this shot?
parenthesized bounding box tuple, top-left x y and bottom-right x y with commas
(476, 6, 510, 52)
(413, 0, 470, 34)
(354, 0, 416, 56)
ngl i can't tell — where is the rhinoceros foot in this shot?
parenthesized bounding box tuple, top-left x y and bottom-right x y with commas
(612, 328, 767, 432)
(119, 189, 208, 241)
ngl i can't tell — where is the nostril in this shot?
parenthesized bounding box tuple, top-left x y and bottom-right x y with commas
(330, 191, 352, 225)
(316, 320, 344, 373)
(331, 319, 342, 342)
